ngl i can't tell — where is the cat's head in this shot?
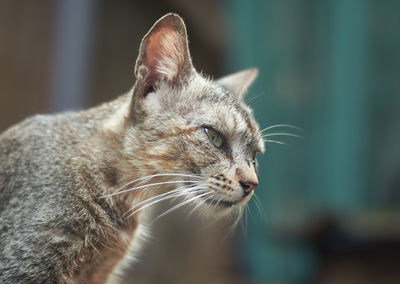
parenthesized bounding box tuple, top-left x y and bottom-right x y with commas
(122, 14, 264, 217)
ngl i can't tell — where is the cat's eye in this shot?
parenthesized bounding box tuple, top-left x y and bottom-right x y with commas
(204, 127, 224, 148)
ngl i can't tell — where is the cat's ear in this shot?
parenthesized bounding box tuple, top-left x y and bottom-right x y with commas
(217, 68, 258, 100)
(134, 13, 193, 88)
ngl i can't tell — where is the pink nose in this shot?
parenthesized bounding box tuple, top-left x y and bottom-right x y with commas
(236, 168, 258, 195)
(240, 180, 258, 195)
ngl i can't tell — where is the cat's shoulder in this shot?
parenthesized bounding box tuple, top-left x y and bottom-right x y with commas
(1, 93, 130, 141)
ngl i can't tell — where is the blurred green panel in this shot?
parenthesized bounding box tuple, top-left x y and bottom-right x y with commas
(224, 0, 374, 282)
(320, 0, 369, 213)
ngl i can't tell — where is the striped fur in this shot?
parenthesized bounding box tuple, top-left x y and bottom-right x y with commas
(0, 13, 264, 283)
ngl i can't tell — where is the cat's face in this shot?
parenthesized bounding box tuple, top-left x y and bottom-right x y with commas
(123, 14, 264, 217)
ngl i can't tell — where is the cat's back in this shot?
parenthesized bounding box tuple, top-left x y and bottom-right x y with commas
(0, 112, 84, 192)
(0, 112, 95, 231)
(0, 95, 126, 206)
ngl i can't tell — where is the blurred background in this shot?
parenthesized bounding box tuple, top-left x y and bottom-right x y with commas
(1, 0, 400, 283)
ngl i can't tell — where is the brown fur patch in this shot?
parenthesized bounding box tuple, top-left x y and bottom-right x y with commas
(100, 164, 119, 187)
(156, 126, 198, 139)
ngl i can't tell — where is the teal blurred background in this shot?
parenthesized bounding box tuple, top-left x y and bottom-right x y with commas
(226, 1, 400, 283)
(1, 1, 399, 283)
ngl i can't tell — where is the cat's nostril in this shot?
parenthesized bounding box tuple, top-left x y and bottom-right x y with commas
(240, 180, 257, 195)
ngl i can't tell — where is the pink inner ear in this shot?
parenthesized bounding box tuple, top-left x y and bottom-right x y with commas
(142, 27, 186, 83)
(144, 27, 168, 72)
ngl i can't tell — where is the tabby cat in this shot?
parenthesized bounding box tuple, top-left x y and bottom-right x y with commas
(0, 13, 264, 283)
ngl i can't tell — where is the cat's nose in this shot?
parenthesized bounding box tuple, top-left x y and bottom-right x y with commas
(240, 180, 258, 195)
(236, 168, 258, 194)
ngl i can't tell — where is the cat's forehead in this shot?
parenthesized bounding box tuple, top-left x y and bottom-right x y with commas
(180, 75, 265, 152)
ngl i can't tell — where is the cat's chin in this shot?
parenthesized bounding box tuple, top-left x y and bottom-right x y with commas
(196, 191, 254, 217)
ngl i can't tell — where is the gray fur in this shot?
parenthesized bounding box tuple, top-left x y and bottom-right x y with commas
(0, 13, 264, 283)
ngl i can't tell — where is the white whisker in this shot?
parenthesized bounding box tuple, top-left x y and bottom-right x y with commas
(101, 180, 200, 198)
(262, 132, 304, 139)
(261, 124, 303, 132)
(214, 197, 223, 209)
(264, 139, 288, 146)
(125, 186, 203, 218)
(102, 173, 203, 198)
(219, 208, 243, 245)
(187, 193, 212, 218)
(241, 205, 249, 236)
(152, 191, 213, 223)
(245, 93, 261, 105)
(234, 208, 244, 229)
(253, 193, 265, 219)
(124, 184, 200, 217)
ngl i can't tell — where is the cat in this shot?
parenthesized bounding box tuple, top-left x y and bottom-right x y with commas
(0, 13, 264, 283)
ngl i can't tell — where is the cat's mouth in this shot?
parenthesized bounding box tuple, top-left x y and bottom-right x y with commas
(202, 193, 252, 208)
(204, 198, 238, 208)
